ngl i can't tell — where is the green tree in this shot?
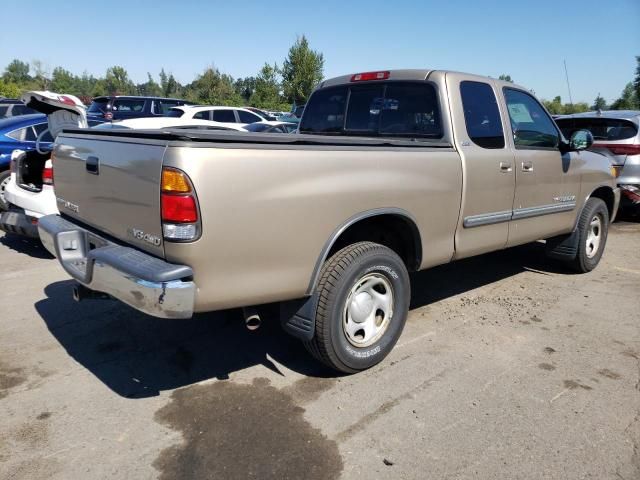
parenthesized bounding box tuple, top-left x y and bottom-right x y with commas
(50, 67, 77, 93)
(563, 102, 590, 114)
(137, 73, 163, 96)
(235, 77, 256, 103)
(498, 74, 514, 83)
(281, 35, 324, 105)
(610, 82, 639, 110)
(250, 64, 287, 110)
(0, 78, 22, 98)
(186, 67, 242, 105)
(159, 68, 181, 97)
(591, 93, 607, 111)
(542, 96, 565, 115)
(633, 55, 640, 105)
(3, 59, 30, 84)
(104, 66, 134, 95)
(31, 60, 50, 90)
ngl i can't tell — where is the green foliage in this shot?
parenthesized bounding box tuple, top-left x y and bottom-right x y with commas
(186, 67, 243, 106)
(282, 35, 324, 105)
(137, 73, 163, 97)
(3, 59, 30, 84)
(250, 64, 288, 111)
(0, 78, 22, 98)
(542, 96, 589, 115)
(235, 77, 256, 103)
(50, 67, 76, 93)
(591, 94, 607, 111)
(610, 82, 639, 110)
(634, 56, 640, 106)
(105, 66, 135, 95)
(498, 74, 514, 83)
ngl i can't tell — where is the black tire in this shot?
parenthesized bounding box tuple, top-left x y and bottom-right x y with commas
(0, 170, 10, 211)
(304, 242, 410, 373)
(568, 197, 609, 273)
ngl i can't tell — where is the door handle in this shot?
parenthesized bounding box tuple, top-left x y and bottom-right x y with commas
(86, 156, 99, 175)
(499, 161, 512, 172)
(522, 161, 534, 172)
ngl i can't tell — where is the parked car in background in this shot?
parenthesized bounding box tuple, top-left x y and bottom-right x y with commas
(87, 96, 194, 121)
(243, 121, 297, 133)
(94, 117, 248, 132)
(166, 105, 265, 125)
(556, 111, 640, 210)
(292, 103, 305, 118)
(0, 99, 38, 119)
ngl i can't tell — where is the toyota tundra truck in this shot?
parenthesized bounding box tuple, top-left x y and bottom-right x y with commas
(37, 69, 620, 373)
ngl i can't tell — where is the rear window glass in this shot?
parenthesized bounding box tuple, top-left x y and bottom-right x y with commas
(166, 108, 184, 118)
(113, 99, 145, 112)
(555, 117, 638, 141)
(10, 105, 36, 116)
(300, 82, 442, 138)
(88, 99, 109, 113)
(213, 110, 236, 122)
(460, 81, 505, 149)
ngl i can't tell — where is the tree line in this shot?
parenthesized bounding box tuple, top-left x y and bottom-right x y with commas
(1, 42, 638, 114)
(0, 36, 323, 111)
(498, 57, 640, 114)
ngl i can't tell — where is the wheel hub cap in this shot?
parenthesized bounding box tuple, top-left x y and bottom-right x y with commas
(585, 214, 602, 259)
(343, 273, 394, 348)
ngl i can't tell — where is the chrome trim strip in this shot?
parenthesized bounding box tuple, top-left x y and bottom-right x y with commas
(512, 202, 576, 220)
(463, 210, 512, 228)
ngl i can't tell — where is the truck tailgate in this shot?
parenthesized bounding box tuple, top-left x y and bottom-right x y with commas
(52, 134, 166, 257)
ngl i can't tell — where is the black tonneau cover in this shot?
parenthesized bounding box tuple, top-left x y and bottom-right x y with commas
(60, 128, 452, 149)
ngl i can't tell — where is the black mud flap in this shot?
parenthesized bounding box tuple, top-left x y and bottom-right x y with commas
(545, 229, 579, 260)
(279, 294, 318, 341)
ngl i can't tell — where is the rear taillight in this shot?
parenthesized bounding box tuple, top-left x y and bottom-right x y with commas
(161, 167, 200, 241)
(104, 112, 113, 121)
(42, 159, 53, 186)
(595, 143, 640, 156)
(350, 71, 390, 82)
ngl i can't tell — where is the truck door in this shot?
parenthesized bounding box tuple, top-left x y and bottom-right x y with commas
(500, 88, 581, 247)
(446, 73, 516, 259)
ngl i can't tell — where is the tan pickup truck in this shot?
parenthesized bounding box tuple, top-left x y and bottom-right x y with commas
(39, 69, 619, 373)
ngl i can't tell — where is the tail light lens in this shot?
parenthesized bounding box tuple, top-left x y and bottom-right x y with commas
(161, 167, 200, 242)
(350, 71, 390, 82)
(104, 111, 113, 121)
(595, 143, 640, 156)
(42, 159, 54, 186)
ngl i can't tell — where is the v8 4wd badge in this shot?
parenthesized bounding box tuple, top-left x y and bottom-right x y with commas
(128, 228, 162, 246)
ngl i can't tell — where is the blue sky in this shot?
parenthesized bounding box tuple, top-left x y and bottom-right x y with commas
(1, 0, 638, 104)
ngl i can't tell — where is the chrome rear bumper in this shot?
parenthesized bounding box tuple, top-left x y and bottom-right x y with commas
(38, 215, 195, 319)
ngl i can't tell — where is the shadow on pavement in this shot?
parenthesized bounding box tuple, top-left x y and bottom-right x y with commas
(35, 242, 564, 399)
(0, 232, 53, 260)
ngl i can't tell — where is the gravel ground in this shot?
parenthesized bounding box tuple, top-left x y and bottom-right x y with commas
(0, 220, 638, 480)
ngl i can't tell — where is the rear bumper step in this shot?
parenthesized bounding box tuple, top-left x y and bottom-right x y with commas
(38, 215, 196, 319)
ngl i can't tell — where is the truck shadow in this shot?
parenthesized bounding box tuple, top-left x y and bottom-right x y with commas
(0, 233, 53, 259)
(34, 241, 567, 399)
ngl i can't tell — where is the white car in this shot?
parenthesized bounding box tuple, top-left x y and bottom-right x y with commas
(0, 100, 246, 239)
(166, 105, 265, 125)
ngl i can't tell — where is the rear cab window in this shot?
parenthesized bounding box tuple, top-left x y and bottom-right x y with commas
(300, 81, 442, 138)
(460, 81, 505, 149)
(555, 117, 638, 141)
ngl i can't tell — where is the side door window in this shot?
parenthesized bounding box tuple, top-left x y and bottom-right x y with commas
(33, 123, 54, 142)
(238, 110, 262, 124)
(212, 109, 236, 123)
(153, 100, 180, 115)
(460, 81, 505, 149)
(503, 88, 559, 149)
(112, 99, 146, 114)
(193, 110, 212, 120)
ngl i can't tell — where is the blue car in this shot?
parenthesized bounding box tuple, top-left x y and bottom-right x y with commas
(0, 113, 53, 210)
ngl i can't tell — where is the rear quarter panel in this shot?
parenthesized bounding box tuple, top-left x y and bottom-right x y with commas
(162, 143, 462, 311)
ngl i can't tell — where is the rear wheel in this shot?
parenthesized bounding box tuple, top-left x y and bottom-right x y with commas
(0, 170, 11, 211)
(305, 242, 410, 373)
(568, 197, 609, 272)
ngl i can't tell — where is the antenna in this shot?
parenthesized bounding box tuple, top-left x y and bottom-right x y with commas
(563, 59, 574, 105)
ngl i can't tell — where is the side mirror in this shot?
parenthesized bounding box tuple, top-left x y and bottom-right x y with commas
(569, 129, 593, 151)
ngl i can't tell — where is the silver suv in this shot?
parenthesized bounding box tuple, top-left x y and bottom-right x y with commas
(0, 99, 38, 119)
(556, 111, 640, 210)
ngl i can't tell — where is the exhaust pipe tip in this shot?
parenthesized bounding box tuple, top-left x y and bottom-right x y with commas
(242, 307, 261, 331)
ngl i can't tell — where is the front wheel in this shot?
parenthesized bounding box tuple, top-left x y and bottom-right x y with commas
(305, 242, 410, 373)
(568, 197, 609, 273)
(0, 170, 10, 211)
